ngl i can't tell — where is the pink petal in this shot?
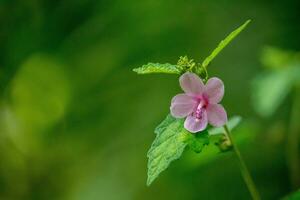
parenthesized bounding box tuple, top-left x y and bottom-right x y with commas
(179, 72, 204, 95)
(206, 104, 227, 127)
(204, 77, 224, 104)
(170, 94, 197, 118)
(184, 112, 208, 133)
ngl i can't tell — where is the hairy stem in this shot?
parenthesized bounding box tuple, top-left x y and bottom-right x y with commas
(224, 125, 261, 200)
(286, 87, 300, 189)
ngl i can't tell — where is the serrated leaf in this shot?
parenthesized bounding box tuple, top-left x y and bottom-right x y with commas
(133, 63, 181, 74)
(185, 130, 209, 153)
(147, 115, 188, 186)
(202, 20, 251, 68)
(208, 116, 242, 135)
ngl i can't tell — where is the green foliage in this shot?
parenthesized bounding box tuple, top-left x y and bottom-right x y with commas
(147, 115, 209, 185)
(177, 56, 197, 71)
(252, 65, 300, 117)
(144, 20, 251, 186)
(0, 0, 298, 199)
(202, 20, 251, 68)
(183, 120, 260, 170)
(208, 116, 242, 135)
(133, 20, 251, 76)
(185, 130, 209, 153)
(147, 115, 187, 186)
(133, 63, 181, 74)
(207, 116, 242, 152)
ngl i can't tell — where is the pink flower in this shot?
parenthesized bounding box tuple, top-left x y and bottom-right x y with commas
(170, 72, 227, 133)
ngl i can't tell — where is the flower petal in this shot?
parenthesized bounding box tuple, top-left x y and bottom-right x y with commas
(170, 94, 197, 118)
(204, 77, 224, 104)
(184, 112, 208, 133)
(206, 104, 227, 127)
(179, 72, 204, 95)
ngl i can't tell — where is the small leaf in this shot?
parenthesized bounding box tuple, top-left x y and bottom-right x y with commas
(202, 20, 251, 68)
(185, 130, 209, 153)
(147, 115, 187, 186)
(208, 116, 242, 135)
(133, 63, 181, 74)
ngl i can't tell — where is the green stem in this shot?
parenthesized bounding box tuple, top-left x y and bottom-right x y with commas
(194, 65, 209, 81)
(203, 66, 209, 82)
(286, 87, 300, 189)
(224, 125, 261, 200)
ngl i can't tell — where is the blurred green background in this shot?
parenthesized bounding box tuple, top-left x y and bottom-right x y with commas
(0, 0, 300, 199)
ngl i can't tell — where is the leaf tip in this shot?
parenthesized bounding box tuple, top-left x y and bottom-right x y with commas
(146, 177, 153, 186)
(243, 19, 252, 28)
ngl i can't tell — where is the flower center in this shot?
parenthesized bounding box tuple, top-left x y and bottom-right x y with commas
(195, 100, 205, 120)
(193, 95, 208, 120)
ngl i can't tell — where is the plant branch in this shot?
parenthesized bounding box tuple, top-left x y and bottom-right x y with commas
(223, 125, 261, 200)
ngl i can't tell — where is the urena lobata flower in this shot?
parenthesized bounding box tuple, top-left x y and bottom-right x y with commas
(170, 72, 227, 133)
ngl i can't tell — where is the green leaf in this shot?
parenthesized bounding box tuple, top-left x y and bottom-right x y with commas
(133, 63, 181, 74)
(208, 116, 242, 135)
(252, 66, 300, 117)
(185, 130, 209, 153)
(147, 115, 188, 186)
(202, 20, 251, 68)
